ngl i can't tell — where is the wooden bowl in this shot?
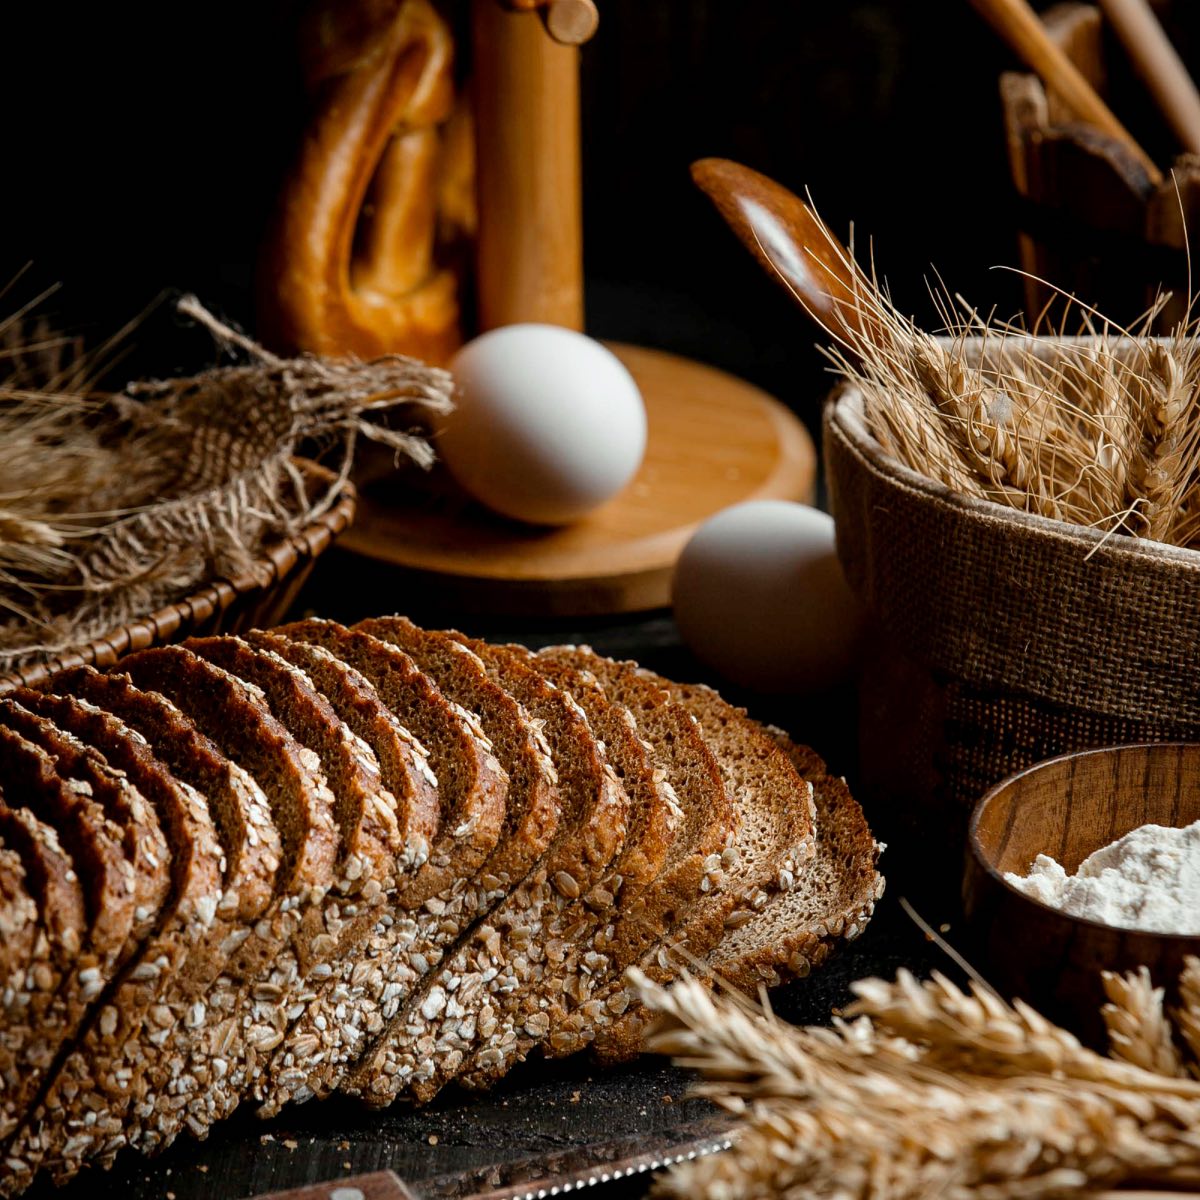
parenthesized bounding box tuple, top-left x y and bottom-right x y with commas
(963, 742, 1200, 1047)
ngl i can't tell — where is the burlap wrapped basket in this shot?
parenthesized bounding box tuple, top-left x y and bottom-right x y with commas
(826, 368, 1200, 852)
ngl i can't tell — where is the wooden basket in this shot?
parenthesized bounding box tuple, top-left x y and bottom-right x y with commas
(1002, 1, 1200, 328)
(825, 355, 1200, 863)
(0, 458, 356, 693)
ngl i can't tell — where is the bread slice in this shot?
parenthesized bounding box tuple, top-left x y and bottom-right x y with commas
(0, 730, 136, 1160)
(0, 842, 37, 1003)
(185, 636, 402, 896)
(0, 699, 171, 946)
(0, 802, 86, 1154)
(453, 640, 676, 1090)
(111, 646, 340, 1151)
(539, 655, 817, 1063)
(245, 632, 438, 872)
(533, 648, 733, 1059)
(258, 620, 507, 1107)
(255, 616, 557, 1115)
(707, 735, 884, 991)
(345, 637, 628, 1106)
(0, 691, 227, 1189)
(38, 668, 280, 1163)
(263, 616, 562, 1110)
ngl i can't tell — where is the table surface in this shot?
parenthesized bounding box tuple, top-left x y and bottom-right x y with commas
(25, 565, 953, 1200)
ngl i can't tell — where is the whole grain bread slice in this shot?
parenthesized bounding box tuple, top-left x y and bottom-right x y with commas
(0, 803, 86, 1153)
(0, 691, 227, 1189)
(113, 647, 339, 1152)
(540, 654, 817, 1063)
(252, 617, 557, 1116)
(707, 736, 884, 991)
(39, 668, 280, 1166)
(0, 700, 171, 946)
(454, 640, 676, 1090)
(185, 636, 401, 897)
(0, 842, 37, 1002)
(533, 648, 733, 1059)
(245, 632, 439, 872)
(0, 732, 136, 1160)
(260, 620, 507, 1108)
(345, 637, 628, 1106)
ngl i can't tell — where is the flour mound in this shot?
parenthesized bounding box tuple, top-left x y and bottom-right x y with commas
(1004, 818, 1200, 935)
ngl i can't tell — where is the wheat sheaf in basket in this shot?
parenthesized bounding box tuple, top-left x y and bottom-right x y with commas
(0, 615, 883, 1193)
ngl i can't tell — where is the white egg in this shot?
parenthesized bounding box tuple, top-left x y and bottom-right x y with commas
(438, 324, 647, 525)
(672, 500, 863, 693)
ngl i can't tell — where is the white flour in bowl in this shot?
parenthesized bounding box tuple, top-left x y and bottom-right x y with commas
(1003, 818, 1200, 934)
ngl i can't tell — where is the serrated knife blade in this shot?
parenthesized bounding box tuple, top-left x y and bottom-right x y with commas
(246, 1117, 737, 1200)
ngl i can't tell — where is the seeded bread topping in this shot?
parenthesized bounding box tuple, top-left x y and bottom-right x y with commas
(346, 638, 628, 1106)
(251, 621, 507, 1112)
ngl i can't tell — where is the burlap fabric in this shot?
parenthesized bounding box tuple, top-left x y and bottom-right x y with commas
(825, 385, 1200, 847)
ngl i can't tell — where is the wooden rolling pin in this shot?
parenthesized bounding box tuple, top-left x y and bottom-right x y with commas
(1098, 0, 1200, 155)
(969, 0, 1164, 183)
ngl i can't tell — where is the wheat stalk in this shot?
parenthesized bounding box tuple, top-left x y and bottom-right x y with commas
(1102, 967, 1188, 1078)
(1177, 956, 1200, 1077)
(810, 207, 1200, 550)
(636, 963, 1200, 1200)
(0, 297, 453, 669)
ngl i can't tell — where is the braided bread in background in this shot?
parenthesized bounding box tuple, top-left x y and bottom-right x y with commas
(258, 0, 475, 364)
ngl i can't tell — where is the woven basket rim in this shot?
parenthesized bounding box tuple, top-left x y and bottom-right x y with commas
(0, 456, 355, 690)
(829, 380, 1200, 572)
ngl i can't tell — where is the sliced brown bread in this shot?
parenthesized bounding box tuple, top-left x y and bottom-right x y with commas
(533, 648, 733, 1058)
(707, 736, 884, 991)
(112, 647, 340, 1152)
(0, 691, 227, 1188)
(261, 620, 507, 1107)
(51, 668, 281, 926)
(0, 700, 171, 945)
(454, 640, 676, 1090)
(275, 621, 506, 908)
(245, 632, 439, 873)
(540, 654, 817, 1063)
(185, 636, 401, 898)
(0, 843, 37, 1001)
(0, 802, 86, 1152)
(245, 616, 564, 1115)
(0, 731, 136, 1161)
(345, 637, 628, 1106)
(38, 668, 281, 1166)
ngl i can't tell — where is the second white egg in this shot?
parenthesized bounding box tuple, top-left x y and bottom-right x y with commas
(438, 324, 647, 526)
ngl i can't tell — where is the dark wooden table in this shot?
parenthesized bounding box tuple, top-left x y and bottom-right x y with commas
(29, 555, 953, 1200)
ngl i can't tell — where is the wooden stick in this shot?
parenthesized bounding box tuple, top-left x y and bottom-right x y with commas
(969, 0, 1164, 184)
(1098, 0, 1200, 155)
(502, 0, 600, 46)
(471, 0, 585, 332)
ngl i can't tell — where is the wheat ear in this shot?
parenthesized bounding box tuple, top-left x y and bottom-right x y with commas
(1176, 956, 1200, 1078)
(1102, 967, 1188, 1078)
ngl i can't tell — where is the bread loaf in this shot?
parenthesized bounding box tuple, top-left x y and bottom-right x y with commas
(0, 617, 881, 1195)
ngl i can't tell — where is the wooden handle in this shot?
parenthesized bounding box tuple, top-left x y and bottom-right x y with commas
(1098, 0, 1200, 155)
(969, 0, 1163, 184)
(471, 0, 585, 332)
(247, 1170, 417, 1200)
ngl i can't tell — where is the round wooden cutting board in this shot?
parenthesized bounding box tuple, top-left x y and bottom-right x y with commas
(341, 342, 817, 615)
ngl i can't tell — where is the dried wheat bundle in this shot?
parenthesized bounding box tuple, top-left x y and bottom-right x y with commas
(814, 218, 1200, 550)
(635, 955, 1200, 1199)
(0, 295, 453, 669)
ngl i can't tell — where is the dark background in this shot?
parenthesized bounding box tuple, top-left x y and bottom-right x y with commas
(2, 0, 1031, 417)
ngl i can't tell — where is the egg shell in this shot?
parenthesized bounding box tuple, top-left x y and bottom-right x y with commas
(438, 324, 647, 525)
(672, 500, 863, 693)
